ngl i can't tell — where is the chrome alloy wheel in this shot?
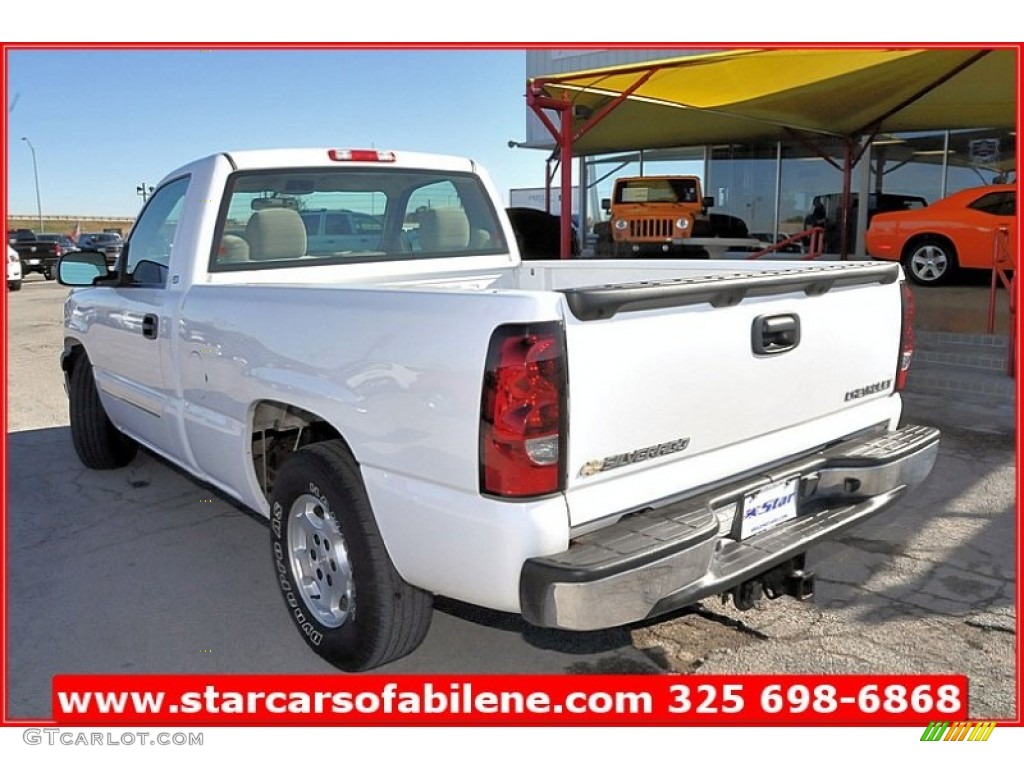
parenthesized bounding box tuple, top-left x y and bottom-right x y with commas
(287, 493, 354, 628)
(908, 244, 949, 283)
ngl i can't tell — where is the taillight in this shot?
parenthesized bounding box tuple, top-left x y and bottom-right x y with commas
(328, 149, 396, 162)
(896, 281, 915, 391)
(54, 244, 63, 257)
(480, 323, 567, 498)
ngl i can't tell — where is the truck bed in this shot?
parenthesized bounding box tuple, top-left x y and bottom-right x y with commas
(182, 258, 907, 533)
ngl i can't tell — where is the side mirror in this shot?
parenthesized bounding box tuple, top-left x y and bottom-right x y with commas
(702, 196, 715, 209)
(57, 250, 111, 286)
(600, 198, 611, 212)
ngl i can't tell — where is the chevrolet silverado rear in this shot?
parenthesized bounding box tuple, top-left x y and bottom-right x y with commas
(57, 148, 938, 671)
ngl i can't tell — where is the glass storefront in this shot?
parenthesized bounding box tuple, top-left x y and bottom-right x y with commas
(583, 128, 1016, 254)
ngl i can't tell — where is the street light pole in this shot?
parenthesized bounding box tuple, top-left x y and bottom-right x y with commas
(136, 183, 154, 204)
(21, 137, 42, 232)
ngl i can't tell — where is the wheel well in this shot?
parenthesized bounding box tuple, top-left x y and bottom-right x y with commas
(61, 340, 85, 376)
(250, 401, 348, 501)
(901, 233, 957, 261)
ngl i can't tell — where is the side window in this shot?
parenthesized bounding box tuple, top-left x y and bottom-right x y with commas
(352, 213, 383, 235)
(324, 214, 353, 236)
(125, 176, 190, 286)
(968, 191, 1013, 216)
(301, 213, 321, 237)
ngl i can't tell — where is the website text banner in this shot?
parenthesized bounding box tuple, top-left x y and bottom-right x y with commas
(52, 674, 968, 726)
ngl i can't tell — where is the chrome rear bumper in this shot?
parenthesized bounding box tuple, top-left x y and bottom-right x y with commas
(519, 424, 940, 630)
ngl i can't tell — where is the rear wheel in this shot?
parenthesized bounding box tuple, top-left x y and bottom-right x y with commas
(902, 237, 957, 286)
(43, 266, 56, 280)
(269, 441, 432, 671)
(69, 354, 139, 469)
(8, 280, 21, 291)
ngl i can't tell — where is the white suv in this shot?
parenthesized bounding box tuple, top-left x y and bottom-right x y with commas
(300, 209, 384, 254)
(7, 245, 22, 291)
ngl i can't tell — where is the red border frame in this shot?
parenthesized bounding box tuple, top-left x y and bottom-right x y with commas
(1, 41, 1020, 729)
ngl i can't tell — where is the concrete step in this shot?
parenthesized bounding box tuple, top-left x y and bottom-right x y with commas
(905, 330, 1015, 413)
(906, 361, 1016, 400)
(916, 329, 1009, 351)
(914, 330, 1012, 374)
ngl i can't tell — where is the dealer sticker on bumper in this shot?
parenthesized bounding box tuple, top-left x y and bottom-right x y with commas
(740, 476, 799, 539)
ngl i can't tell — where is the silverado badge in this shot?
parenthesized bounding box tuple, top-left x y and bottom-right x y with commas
(580, 437, 691, 477)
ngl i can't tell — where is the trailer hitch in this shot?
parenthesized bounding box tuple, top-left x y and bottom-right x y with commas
(730, 556, 816, 611)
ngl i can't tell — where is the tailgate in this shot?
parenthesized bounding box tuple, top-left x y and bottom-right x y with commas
(559, 263, 905, 527)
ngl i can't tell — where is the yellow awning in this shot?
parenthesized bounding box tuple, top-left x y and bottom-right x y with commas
(529, 48, 1017, 155)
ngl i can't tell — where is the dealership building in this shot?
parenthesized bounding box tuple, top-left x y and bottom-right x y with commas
(519, 48, 1016, 255)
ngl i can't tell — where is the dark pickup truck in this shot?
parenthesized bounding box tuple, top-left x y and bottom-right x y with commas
(9, 231, 63, 280)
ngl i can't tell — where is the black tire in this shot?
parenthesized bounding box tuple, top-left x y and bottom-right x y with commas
(902, 236, 958, 286)
(707, 213, 749, 238)
(43, 266, 56, 280)
(593, 223, 612, 258)
(8, 280, 21, 291)
(269, 440, 432, 671)
(69, 354, 139, 469)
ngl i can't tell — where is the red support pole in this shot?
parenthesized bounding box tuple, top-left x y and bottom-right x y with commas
(559, 107, 573, 260)
(985, 227, 1016, 376)
(528, 88, 575, 260)
(987, 238, 999, 335)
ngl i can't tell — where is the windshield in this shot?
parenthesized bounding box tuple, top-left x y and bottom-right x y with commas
(211, 167, 507, 270)
(615, 178, 699, 204)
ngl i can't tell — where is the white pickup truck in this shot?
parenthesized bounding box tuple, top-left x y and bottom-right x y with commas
(58, 148, 939, 671)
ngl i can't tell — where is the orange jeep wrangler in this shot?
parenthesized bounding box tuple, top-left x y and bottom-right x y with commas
(594, 175, 747, 258)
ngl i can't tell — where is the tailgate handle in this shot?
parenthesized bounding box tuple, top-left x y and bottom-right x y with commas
(753, 314, 800, 355)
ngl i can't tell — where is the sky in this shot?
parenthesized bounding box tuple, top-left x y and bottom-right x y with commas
(5, 48, 548, 217)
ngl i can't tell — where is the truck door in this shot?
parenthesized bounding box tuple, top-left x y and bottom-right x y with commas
(84, 177, 190, 457)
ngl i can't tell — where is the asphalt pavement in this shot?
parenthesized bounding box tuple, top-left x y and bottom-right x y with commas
(3, 276, 1016, 720)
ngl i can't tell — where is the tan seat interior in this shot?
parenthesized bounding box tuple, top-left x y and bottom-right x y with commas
(417, 208, 470, 252)
(245, 208, 307, 261)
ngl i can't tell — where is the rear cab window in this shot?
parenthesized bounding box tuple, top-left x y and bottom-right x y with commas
(210, 168, 508, 270)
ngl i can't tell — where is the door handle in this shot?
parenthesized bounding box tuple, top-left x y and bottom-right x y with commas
(142, 314, 158, 340)
(752, 314, 800, 355)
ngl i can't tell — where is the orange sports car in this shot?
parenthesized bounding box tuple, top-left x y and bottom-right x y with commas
(866, 184, 1016, 286)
